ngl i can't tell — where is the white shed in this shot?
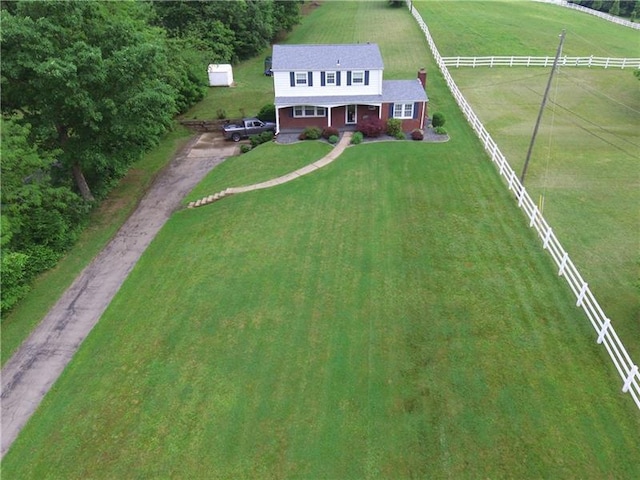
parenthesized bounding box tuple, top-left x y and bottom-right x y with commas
(207, 64, 234, 87)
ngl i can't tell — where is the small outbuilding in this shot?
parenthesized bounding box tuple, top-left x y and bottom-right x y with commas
(207, 64, 234, 87)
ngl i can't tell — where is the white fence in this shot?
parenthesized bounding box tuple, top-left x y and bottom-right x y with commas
(407, 1, 640, 410)
(442, 56, 640, 69)
(533, 0, 640, 29)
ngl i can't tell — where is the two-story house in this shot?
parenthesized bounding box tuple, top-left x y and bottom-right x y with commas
(271, 43, 428, 134)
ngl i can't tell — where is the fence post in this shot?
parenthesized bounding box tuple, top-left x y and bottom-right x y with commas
(529, 205, 538, 227)
(543, 226, 552, 249)
(605, 57, 610, 69)
(597, 318, 611, 344)
(558, 252, 568, 276)
(623, 365, 638, 393)
(576, 282, 588, 307)
(622, 58, 627, 69)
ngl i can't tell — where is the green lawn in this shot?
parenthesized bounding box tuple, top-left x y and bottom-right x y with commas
(0, 125, 194, 366)
(3, 2, 639, 478)
(413, 0, 640, 361)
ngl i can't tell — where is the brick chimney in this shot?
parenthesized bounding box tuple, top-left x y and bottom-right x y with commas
(417, 68, 427, 89)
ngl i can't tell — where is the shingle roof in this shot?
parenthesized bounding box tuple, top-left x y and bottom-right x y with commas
(275, 80, 427, 107)
(272, 44, 384, 71)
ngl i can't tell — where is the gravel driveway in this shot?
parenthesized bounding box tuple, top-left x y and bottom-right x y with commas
(0, 132, 237, 458)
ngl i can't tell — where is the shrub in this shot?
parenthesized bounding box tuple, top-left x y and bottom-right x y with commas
(257, 104, 276, 122)
(386, 118, 403, 137)
(322, 126, 339, 139)
(394, 130, 406, 140)
(249, 131, 273, 148)
(432, 112, 446, 128)
(434, 126, 448, 135)
(216, 109, 226, 119)
(302, 126, 322, 140)
(411, 128, 424, 141)
(240, 144, 252, 154)
(356, 118, 385, 138)
(351, 131, 364, 145)
(328, 135, 339, 145)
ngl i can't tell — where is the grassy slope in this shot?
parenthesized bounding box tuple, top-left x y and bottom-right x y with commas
(3, 2, 639, 478)
(0, 126, 193, 365)
(414, 0, 640, 359)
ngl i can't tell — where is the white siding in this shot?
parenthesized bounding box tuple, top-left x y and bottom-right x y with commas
(274, 69, 383, 99)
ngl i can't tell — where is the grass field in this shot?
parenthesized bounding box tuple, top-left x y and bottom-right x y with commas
(3, 1, 639, 478)
(413, 0, 640, 360)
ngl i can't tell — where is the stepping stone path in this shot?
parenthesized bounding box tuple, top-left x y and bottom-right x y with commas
(188, 132, 353, 208)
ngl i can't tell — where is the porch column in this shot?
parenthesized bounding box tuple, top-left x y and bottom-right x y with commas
(275, 106, 281, 134)
(327, 106, 332, 127)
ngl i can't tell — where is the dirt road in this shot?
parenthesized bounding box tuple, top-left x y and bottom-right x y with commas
(0, 133, 237, 458)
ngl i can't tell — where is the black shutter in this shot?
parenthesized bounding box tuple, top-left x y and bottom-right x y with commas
(336, 71, 341, 86)
(364, 71, 370, 86)
(308, 71, 313, 86)
(347, 71, 352, 86)
(388, 104, 394, 118)
(321, 72, 326, 86)
(290, 72, 295, 87)
(413, 102, 419, 119)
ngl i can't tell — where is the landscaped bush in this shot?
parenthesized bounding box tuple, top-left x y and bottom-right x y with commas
(328, 135, 339, 145)
(249, 131, 274, 147)
(432, 112, 446, 128)
(351, 131, 364, 144)
(411, 128, 424, 141)
(257, 104, 276, 122)
(394, 130, 406, 140)
(216, 108, 226, 119)
(240, 144, 252, 154)
(356, 118, 385, 138)
(301, 126, 322, 140)
(322, 126, 339, 139)
(386, 118, 403, 137)
(434, 126, 448, 135)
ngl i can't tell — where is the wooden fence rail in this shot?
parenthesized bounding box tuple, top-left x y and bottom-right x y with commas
(442, 56, 640, 69)
(407, 1, 640, 410)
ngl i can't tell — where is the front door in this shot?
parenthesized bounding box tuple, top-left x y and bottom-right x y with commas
(346, 105, 357, 125)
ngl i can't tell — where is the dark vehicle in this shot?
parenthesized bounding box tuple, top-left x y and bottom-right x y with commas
(222, 118, 276, 142)
(264, 56, 273, 76)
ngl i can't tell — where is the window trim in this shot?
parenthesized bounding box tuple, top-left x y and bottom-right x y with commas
(293, 105, 327, 118)
(393, 102, 414, 119)
(295, 71, 308, 86)
(325, 71, 336, 86)
(351, 70, 365, 85)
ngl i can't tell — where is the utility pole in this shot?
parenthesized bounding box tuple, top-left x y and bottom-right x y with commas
(520, 30, 566, 184)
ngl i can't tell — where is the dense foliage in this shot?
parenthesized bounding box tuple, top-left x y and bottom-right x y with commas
(569, 0, 640, 18)
(0, 0, 301, 314)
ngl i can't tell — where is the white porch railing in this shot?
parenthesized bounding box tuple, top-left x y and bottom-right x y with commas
(442, 56, 640, 69)
(407, 1, 640, 410)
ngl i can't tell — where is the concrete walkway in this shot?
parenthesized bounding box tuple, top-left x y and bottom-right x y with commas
(188, 132, 353, 208)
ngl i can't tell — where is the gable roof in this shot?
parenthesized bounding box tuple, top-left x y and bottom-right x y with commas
(272, 44, 384, 71)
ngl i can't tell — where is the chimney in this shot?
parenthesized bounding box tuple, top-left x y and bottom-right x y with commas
(417, 67, 427, 89)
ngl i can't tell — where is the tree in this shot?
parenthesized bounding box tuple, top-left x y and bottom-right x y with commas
(1, 1, 177, 201)
(609, 0, 620, 16)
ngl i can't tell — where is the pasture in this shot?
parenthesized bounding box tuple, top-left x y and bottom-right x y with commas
(3, 1, 639, 478)
(414, 0, 639, 360)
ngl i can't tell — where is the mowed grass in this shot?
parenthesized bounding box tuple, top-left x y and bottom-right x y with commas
(3, 1, 640, 478)
(5, 140, 640, 478)
(413, 0, 640, 359)
(0, 125, 194, 366)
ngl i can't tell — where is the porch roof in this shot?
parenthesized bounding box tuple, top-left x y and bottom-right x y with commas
(275, 80, 428, 108)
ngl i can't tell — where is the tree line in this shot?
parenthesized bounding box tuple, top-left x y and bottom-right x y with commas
(1, 0, 301, 314)
(568, 0, 640, 19)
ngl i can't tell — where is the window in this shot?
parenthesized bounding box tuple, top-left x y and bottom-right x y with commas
(393, 103, 414, 119)
(326, 71, 336, 85)
(295, 72, 308, 86)
(293, 106, 327, 118)
(352, 71, 364, 84)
